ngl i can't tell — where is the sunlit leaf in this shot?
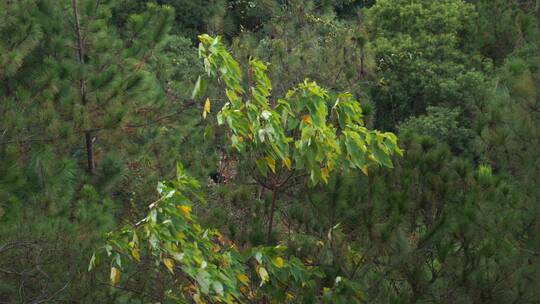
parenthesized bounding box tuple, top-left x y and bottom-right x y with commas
(361, 165, 369, 175)
(321, 166, 330, 183)
(163, 258, 175, 274)
(282, 157, 292, 170)
(237, 273, 250, 285)
(131, 248, 141, 262)
(88, 253, 96, 272)
(192, 76, 205, 99)
(177, 205, 192, 217)
(212, 281, 224, 296)
(202, 98, 211, 119)
(265, 156, 276, 173)
(257, 266, 269, 285)
(273, 256, 285, 268)
(110, 267, 121, 286)
(255, 252, 263, 264)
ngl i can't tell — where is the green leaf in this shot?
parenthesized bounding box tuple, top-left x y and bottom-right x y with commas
(88, 253, 96, 272)
(204, 125, 214, 141)
(191, 76, 205, 99)
(256, 158, 269, 177)
(255, 251, 263, 264)
(212, 281, 224, 296)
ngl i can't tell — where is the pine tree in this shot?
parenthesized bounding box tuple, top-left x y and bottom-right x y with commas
(0, 1, 184, 301)
(232, 1, 374, 107)
(285, 132, 538, 302)
(476, 41, 540, 300)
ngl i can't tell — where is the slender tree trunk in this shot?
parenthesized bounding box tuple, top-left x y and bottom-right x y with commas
(536, 0, 540, 22)
(85, 132, 95, 173)
(360, 47, 366, 79)
(266, 189, 279, 243)
(72, 0, 95, 174)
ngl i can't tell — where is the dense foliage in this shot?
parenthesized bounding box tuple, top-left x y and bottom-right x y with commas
(1, 0, 539, 303)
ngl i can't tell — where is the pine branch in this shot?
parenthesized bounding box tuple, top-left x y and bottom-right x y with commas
(0, 100, 198, 146)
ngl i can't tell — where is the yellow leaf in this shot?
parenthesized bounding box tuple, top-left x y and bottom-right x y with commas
(110, 267, 121, 286)
(321, 166, 330, 183)
(177, 205, 192, 217)
(273, 257, 285, 268)
(281, 157, 292, 170)
(286, 293, 294, 300)
(265, 156, 276, 173)
(257, 266, 269, 283)
(361, 165, 369, 176)
(202, 98, 211, 119)
(326, 160, 335, 171)
(302, 115, 312, 125)
(193, 293, 206, 304)
(163, 258, 175, 274)
(131, 248, 141, 262)
(236, 273, 250, 285)
(176, 231, 186, 240)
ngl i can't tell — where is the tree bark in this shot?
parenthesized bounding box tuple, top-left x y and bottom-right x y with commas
(266, 190, 279, 243)
(72, 0, 95, 174)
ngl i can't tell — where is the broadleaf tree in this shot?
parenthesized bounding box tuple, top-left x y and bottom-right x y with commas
(195, 34, 402, 241)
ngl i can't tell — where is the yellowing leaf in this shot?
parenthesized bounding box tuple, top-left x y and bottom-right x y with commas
(202, 98, 211, 119)
(131, 248, 141, 262)
(177, 205, 192, 217)
(265, 156, 276, 173)
(163, 258, 175, 274)
(176, 231, 186, 240)
(193, 293, 205, 304)
(257, 266, 269, 284)
(286, 293, 294, 300)
(321, 166, 330, 183)
(241, 286, 256, 299)
(361, 165, 369, 176)
(236, 273, 250, 285)
(110, 267, 121, 286)
(281, 157, 292, 170)
(302, 115, 312, 125)
(273, 257, 285, 268)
